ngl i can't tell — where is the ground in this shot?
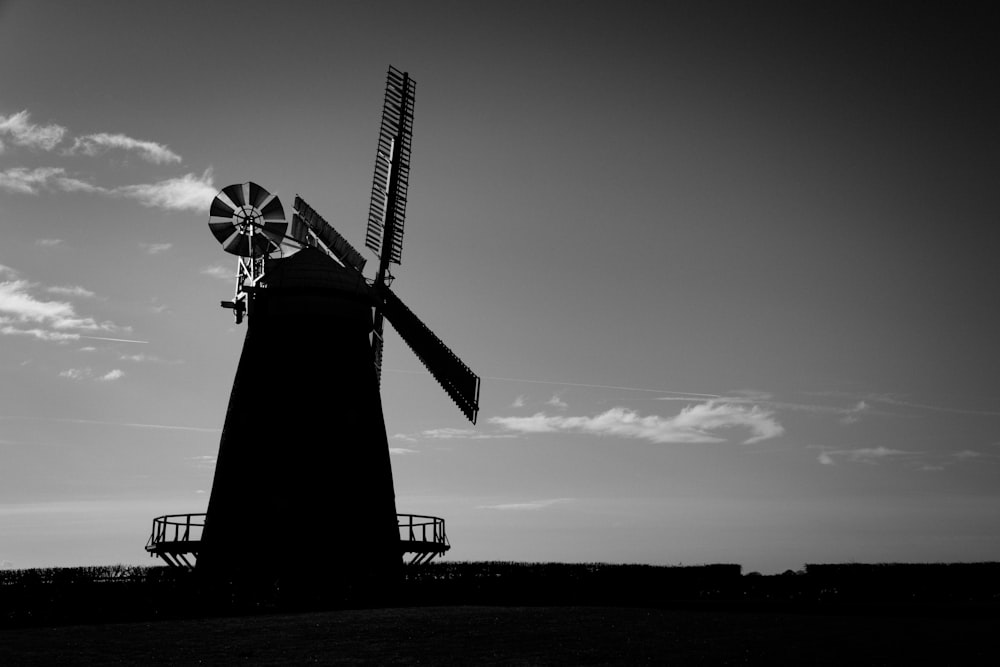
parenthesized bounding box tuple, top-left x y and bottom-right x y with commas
(0, 605, 993, 665)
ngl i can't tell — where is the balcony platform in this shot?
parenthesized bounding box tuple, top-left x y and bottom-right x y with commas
(146, 512, 449, 570)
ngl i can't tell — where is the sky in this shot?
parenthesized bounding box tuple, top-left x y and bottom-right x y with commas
(1, 1, 998, 574)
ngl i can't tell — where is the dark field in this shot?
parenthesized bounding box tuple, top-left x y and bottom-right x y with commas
(1, 562, 997, 664)
(1, 605, 996, 665)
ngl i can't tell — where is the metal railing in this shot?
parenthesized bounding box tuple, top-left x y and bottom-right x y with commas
(397, 513, 448, 547)
(145, 512, 449, 566)
(397, 513, 449, 565)
(146, 513, 206, 550)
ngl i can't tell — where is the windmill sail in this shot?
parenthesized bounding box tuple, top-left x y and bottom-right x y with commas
(291, 196, 367, 273)
(382, 287, 480, 423)
(366, 66, 415, 266)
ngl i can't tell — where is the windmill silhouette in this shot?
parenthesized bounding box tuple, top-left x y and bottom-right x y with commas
(146, 68, 479, 593)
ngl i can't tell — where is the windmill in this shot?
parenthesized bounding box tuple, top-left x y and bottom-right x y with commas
(151, 67, 479, 592)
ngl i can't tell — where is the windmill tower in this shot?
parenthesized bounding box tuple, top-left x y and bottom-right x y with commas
(193, 67, 480, 594)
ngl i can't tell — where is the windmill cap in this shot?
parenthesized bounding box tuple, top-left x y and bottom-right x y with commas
(263, 247, 372, 298)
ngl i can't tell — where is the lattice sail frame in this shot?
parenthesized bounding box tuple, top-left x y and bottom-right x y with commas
(366, 65, 415, 268)
(382, 287, 480, 423)
(291, 196, 368, 273)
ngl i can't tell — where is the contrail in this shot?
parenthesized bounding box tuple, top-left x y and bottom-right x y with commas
(385, 368, 719, 398)
(81, 335, 149, 344)
(0, 415, 218, 433)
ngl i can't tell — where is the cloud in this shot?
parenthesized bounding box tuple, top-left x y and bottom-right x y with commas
(840, 400, 869, 425)
(2, 326, 79, 342)
(201, 264, 233, 281)
(70, 132, 181, 164)
(511, 395, 526, 408)
(422, 428, 483, 439)
(47, 285, 97, 299)
(389, 447, 419, 456)
(817, 446, 909, 465)
(807, 390, 1000, 418)
(118, 353, 175, 364)
(0, 166, 103, 195)
(113, 169, 215, 211)
(59, 367, 124, 382)
(490, 402, 784, 445)
(955, 450, 982, 460)
(667, 393, 887, 425)
(0, 110, 67, 152)
(478, 498, 572, 511)
(0, 277, 123, 342)
(55, 175, 102, 193)
(394, 427, 519, 442)
(139, 242, 173, 255)
(547, 394, 568, 409)
(0, 166, 216, 212)
(35, 238, 63, 247)
(0, 166, 65, 194)
(188, 455, 216, 470)
(0, 280, 80, 323)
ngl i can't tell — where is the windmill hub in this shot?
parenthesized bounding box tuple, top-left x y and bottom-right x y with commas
(234, 206, 263, 234)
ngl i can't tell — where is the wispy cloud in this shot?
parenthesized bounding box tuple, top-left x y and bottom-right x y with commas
(188, 455, 216, 469)
(389, 447, 419, 456)
(817, 446, 909, 465)
(491, 402, 784, 445)
(113, 169, 215, 211)
(806, 391, 1000, 418)
(201, 264, 233, 281)
(660, 393, 886, 424)
(393, 427, 519, 442)
(118, 353, 176, 364)
(0, 270, 129, 344)
(139, 242, 173, 255)
(478, 498, 572, 511)
(0, 166, 215, 212)
(0, 279, 119, 339)
(840, 400, 869, 425)
(35, 238, 63, 247)
(0, 167, 65, 194)
(0, 110, 67, 152)
(547, 394, 568, 409)
(58, 367, 124, 382)
(47, 285, 97, 299)
(97, 369, 124, 382)
(70, 132, 181, 164)
(511, 395, 526, 408)
(1, 326, 80, 342)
